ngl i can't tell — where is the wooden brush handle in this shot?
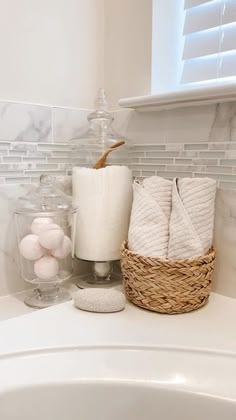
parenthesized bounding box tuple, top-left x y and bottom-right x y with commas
(93, 141, 125, 169)
(110, 140, 125, 150)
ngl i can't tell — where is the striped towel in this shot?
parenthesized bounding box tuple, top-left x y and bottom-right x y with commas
(168, 177, 216, 259)
(128, 177, 172, 258)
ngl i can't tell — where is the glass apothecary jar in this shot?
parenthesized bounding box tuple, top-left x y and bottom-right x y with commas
(14, 174, 75, 308)
(70, 89, 133, 288)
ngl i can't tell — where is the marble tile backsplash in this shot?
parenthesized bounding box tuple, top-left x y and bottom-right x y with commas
(1, 101, 236, 186)
(0, 102, 87, 184)
(131, 142, 236, 189)
(1, 99, 236, 299)
(0, 102, 52, 142)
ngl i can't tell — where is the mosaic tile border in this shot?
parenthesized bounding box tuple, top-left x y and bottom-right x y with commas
(1, 100, 236, 187)
(131, 142, 236, 189)
(1, 140, 236, 187)
(0, 141, 72, 183)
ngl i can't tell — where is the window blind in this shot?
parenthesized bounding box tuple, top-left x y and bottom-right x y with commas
(182, 0, 236, 85)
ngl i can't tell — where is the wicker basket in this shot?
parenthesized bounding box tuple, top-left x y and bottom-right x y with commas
(121, 241, 215, 314)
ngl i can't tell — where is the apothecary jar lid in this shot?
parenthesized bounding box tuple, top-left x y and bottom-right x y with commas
(69, 88, 132, 167)
(15, 174, 72, 215)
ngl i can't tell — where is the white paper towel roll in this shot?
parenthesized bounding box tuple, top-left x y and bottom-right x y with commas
(72, 166, 133, 261)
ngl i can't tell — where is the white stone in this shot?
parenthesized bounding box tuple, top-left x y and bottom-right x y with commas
(38, 224, 64, 250)
(31, 217, 53, 235)
(19, 234, 44, 261)
(51, 236, 72, 259)
(34, 256, 59, 280)
(73, 288, 126, 313)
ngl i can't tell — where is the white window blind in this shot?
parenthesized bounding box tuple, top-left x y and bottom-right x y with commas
(182, 0, 236, 85)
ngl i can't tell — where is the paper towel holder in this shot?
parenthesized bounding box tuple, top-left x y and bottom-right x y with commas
(70, 89, 132, 289)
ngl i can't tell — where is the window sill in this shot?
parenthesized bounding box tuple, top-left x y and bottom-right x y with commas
(118, 83, 236, 111)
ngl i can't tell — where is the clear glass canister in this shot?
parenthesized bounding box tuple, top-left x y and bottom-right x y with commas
(70, 89, 133, 288)
(14, 174, 75, 308)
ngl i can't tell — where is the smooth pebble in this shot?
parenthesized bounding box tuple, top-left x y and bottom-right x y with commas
(73, 288, 126, 313)
(19, 234, 44, 261)
(34, 255, 59, 280)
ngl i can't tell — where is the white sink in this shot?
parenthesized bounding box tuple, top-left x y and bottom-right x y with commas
(0, 346, 236, 420)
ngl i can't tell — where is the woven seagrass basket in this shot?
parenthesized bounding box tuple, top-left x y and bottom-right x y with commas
(121, 241, 215, 314)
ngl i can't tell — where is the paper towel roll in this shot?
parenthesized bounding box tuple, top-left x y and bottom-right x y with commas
(72, 166, 133, 261)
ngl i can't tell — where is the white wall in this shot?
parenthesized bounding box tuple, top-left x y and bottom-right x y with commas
(0, 0, 104, 109)
(104, 0, 152, 110)
(152, 0, 185, 94)
(0, 0, 152, 110)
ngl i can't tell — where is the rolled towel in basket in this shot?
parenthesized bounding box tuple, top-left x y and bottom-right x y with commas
(128, 176, 172, 258)
(168, 177, 216, 260)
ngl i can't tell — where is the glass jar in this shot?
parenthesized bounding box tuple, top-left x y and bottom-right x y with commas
(14, 174, 75, 308)
(70, 89, 133, 288)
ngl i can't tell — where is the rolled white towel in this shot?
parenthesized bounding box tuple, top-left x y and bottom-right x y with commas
(128, 176, 172, 258)
(168, 177, 216, 260)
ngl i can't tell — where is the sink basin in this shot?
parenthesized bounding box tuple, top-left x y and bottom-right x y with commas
(0, 347, 236, 419)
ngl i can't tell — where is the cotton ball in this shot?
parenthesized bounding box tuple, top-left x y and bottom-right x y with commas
(38, 224, 64, 250)
(19, 234, 44, 261)
(34, 256, 59, 280)
(51, 236, 72, 259)
(31, 217, 53, 235)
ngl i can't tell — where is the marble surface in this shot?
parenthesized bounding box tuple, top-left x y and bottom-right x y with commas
(213, 188, 236, 298)
(112, 104, 216, 143)
(0, 102, 52, 142)
(209, 102, 236, 143)
(0, 184, 33, 296)
(113, 102, 236, 144)
(1, 292, 236, 355)
(0, 291, 34, 321)
(52, 107, 89, 143)
(0, 100, 235, 146)
(0, 281, 79, 322)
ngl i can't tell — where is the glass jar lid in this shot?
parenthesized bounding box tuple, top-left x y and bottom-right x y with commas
(70, 88, 129, 149)
(70, 89, 131, 167)
(16, 174, 72, 215)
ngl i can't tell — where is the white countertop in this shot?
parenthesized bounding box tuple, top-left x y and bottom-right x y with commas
(0, 291, 36, 322)
(0, 292, 236, 357)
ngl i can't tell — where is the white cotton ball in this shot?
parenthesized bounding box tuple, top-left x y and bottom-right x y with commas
(34, 256, 59, 280)
(38, 224, 64, 250)
(51, 236, 72, 259)
(19, 234, 44, 261)
(31, 217, 53, 235)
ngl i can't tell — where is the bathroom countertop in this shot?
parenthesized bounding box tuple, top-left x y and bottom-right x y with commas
(0, 291, 36, 322)
(0, 281, 79, 322)
(0, 292, 236, 357)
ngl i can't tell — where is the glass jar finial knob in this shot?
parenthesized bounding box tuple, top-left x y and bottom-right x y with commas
(40, 174, 53, 185)
(95, 88, 107, 111)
